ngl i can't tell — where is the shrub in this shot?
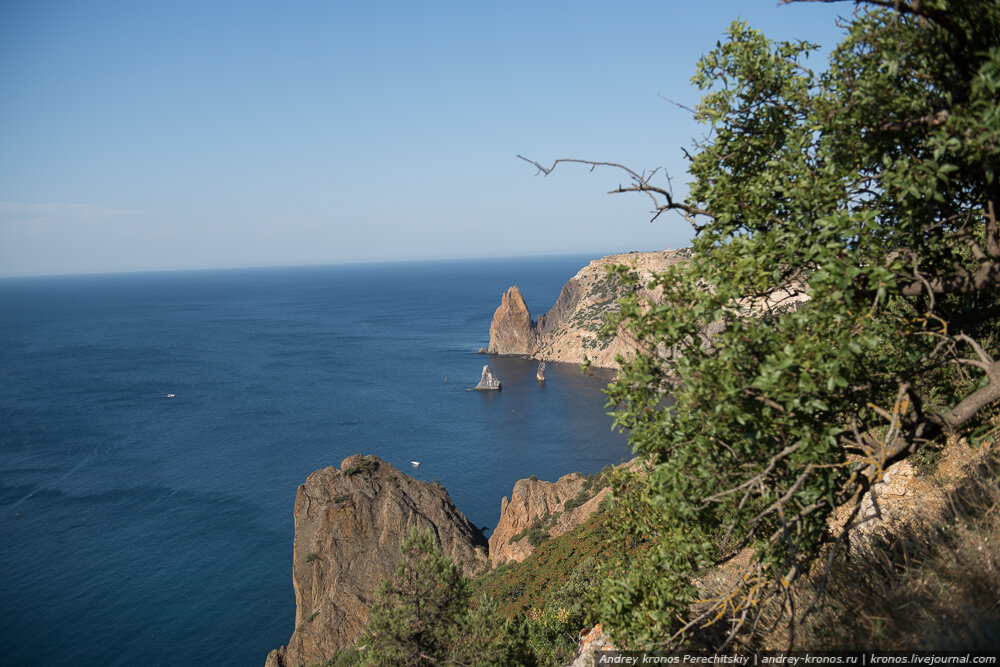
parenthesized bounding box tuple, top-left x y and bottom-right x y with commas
(343, 459, 378, 476)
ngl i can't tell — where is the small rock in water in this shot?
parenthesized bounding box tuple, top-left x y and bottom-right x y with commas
(475, 365, 502, 391)
(536, 361, 546, 382)
(477, 346, 488, 354)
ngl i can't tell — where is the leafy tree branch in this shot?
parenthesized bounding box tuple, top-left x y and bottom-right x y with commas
(526, 0, 1000, 650)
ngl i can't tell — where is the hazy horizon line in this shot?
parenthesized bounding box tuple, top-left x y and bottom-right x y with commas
(0, 245, 688, 280)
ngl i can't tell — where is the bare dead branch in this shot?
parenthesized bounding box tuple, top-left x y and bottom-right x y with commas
(516, 155, 715, 228)
(657, 93, 699, 117)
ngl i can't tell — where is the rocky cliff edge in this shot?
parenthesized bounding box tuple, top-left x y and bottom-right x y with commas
(265, 455, 489, 667)
(487, 249, 692, 369)
(488, 468, 619, 566)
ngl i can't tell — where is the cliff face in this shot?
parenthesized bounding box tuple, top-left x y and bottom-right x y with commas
(488, 471, 611, 566)
(487, 249, 692, 369)
(265, 455, 488, 667)
(487, 286, 538, 355)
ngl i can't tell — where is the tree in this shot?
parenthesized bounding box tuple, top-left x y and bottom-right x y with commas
(361, 528, 530, 666)
(527, 0, 1000, 649)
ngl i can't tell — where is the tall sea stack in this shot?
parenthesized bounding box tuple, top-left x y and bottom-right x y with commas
(487, 286, 537, 355)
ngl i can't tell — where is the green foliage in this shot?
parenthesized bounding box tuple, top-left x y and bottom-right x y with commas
(305, 552, 320, 564)
(360, 528, 528, 666)
(343, 458, 378, 476)
(314, 646, 361, 667)
(474, 513, 626, 665)
(476, 513, 621, 618)
(591, 0, 1000, 649)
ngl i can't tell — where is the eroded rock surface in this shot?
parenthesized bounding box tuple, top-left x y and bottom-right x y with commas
(489, 471, 605, 565)
(488, 250, 692, 369)
(563, 623, 616, 667)
(265, 455, 488, 667)
(475, 364, 502, 391)
(487, 285, 537, 355)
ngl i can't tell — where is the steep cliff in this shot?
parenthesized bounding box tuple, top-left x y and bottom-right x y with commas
(488, 470, 613, 566)
(265, 455, 489, 667)
(487, 286, 538, 355)
(487, 249, 692, 369)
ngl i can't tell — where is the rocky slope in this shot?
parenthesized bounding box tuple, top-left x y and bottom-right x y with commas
(489, 470, 614, 566)
(264, 455, 489, 667)
(487, 249, 692, 369)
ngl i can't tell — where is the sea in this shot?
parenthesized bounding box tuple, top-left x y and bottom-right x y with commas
(0, 255, 633, 667)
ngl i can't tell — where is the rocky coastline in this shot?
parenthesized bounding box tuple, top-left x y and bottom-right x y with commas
(265, 251, 650, 665)
(486, 249, 692, 369)
(264, 457, 617, 666)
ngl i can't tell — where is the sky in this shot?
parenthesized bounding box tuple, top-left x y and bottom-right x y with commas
(0, 1, 851, 277)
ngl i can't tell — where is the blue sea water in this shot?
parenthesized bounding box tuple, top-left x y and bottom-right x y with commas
(0, 256, 631, 667)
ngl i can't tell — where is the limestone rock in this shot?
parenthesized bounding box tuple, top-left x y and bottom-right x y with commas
(563, 623, 616, 667)
(488, 250, 692, 369)
(475, 364, 501, 391)
(537, 279, 582, 335)
(536, 361, 546, 382)
(265, 455, 488, 667)
(488, 471, 588, 566)
(489, 460, 643, 565)
(487, 286, 537, 355)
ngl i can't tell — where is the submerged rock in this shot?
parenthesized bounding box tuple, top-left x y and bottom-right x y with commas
(475, 364, 502, 391)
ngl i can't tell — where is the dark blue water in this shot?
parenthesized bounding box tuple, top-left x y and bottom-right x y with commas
(0, 256, 630, 667)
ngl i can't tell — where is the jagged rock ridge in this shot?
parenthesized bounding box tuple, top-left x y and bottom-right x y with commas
(489, 470, 612, 566)
(487, 249, 693, 369)
(265, 455, 488, 667)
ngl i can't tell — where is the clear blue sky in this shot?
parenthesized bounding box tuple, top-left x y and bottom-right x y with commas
(0, 1, 849, 277)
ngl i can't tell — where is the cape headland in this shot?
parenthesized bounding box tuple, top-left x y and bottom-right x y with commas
(486, 249, 692, 368)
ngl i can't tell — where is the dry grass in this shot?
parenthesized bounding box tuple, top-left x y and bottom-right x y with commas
(749, 446, 1000, 651)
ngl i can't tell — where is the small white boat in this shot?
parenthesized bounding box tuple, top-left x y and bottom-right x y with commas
(411, 461, 420, 467)
(166, 394, 175, 398)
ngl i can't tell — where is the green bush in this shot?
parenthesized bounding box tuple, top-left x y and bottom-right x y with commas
(343, 458, 378, 476)
(359, 528, 529, 666)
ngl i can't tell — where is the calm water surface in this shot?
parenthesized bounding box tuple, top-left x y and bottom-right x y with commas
(0, 256, 631, 666)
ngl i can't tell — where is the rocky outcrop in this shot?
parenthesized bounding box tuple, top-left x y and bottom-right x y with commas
(536, 361, 546, 382)
(265, 455, 488, 667)
(536, 278, 583, 336)
(475, 364, 502, 391)
(487, 249, 692, 369)
(563, 623, 616, 667)
(489, 471, 610, 566)
(849, 435, 995, 545)
(487, 286, 537, 355)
